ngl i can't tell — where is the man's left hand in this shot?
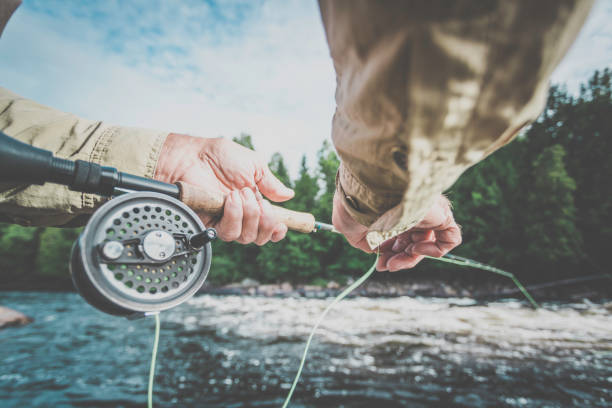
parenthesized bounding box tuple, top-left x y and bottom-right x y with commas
(332, 193, 462, 271)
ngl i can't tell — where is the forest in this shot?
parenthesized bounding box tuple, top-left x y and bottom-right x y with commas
(1, 69, 611, 290)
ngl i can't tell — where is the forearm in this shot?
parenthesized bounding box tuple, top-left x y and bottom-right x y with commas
(320, 0, 593, 248)
(0, 87, 167, 226)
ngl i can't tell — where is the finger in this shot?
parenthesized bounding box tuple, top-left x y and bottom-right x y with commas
(376, 250, 396, 271)
(386, 252, 425, 271)
(378, 237, 397, 253)
(416, 195, 452, 230)
(257, 167, 294, 202)
(238, 187, 260, 244)
(254, 199, 278, 246)
(331, 191, 372, 253)
(356, 239, 375, 253)
(215, 190, 243, 242)
(403, 243, 416, 256)
(271, 223, 288, 242)
(411, 230, 434, 242)
(391, 232, 412, 252)
(412, 223, 462, 258)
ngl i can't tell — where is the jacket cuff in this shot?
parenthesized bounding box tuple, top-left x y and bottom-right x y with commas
(335, 164, 379, 226)
(336, 162, 439, 249)
(335, 163, 405, 226)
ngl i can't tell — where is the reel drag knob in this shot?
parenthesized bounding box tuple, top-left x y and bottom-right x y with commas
(141, 230, 175, 261)
(70, 192, 215, 317)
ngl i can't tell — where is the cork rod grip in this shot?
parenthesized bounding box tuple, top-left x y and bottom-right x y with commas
(176, 182, 316, 234)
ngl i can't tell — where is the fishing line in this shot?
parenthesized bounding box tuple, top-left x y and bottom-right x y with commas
(424, 254, 540, 309)
(280, 251, 539, 407)
(141, 252, 538, 407)
(148, 313, 160, 408)
(281, 252, 379, 408)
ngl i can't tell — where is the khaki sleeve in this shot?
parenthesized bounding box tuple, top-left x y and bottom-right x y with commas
(319, 0, 593, 248)
(0, 87, 167, 226)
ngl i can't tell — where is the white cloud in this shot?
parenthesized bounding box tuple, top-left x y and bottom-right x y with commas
(551, 0, 612, 93)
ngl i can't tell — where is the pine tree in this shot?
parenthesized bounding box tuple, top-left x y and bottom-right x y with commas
(36, 227, 81, 277)
(523, 144, 581, 269)
(232, 133, 255, 150)
(268, 152, 292, 189)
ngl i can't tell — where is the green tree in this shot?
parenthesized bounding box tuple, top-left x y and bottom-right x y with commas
(0, 224, 41, 279)
(523, 144, 581, 268)
(257, 154, 322, 282)
(36, 227, 81, 277)
(444, 142, 523, 281)
(268, 152, 292, 189)
(232, 133, 255, 150)
(288, 155, 318, 212)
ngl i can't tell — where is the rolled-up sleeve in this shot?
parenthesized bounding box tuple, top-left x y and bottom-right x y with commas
(319, 0, 593, 248)
(0, 87, 167, 226)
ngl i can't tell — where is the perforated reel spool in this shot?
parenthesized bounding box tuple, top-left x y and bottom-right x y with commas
(70, 192, 212, 317)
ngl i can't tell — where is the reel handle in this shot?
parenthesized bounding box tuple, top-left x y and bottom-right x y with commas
(177, 181, 316, 234)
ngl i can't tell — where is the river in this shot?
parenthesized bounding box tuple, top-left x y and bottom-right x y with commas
(0, 292, 610, 407)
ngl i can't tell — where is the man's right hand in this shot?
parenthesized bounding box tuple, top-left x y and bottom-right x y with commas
(155, 133, 294, 245)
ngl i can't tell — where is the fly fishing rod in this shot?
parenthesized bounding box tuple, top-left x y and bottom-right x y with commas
(0, 131, 328, 318)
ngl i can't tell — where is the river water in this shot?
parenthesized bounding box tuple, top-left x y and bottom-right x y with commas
(0, 292, 610, 407)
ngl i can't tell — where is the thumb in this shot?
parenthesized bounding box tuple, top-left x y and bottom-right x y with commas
(257, 167, 294, 202)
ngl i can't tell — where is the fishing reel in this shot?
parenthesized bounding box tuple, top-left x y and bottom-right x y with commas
(70, 192, 216, 318)
(0, 132, 218, 318)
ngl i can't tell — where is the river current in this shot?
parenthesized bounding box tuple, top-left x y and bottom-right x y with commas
(0, 292, 610, 407)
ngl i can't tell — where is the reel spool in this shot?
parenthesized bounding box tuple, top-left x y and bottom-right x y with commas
(70, 192, 216, 317)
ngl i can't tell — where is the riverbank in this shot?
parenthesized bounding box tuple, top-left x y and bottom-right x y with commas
(201, 275, 611, 302)
(1, 272, 609, 302)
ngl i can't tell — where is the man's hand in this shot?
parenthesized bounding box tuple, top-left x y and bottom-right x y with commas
(155, 133, 294, 245)
(332, 193, 461, 271)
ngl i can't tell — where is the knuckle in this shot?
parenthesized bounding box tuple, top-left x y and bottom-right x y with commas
(219, 230, 240, 242)
(260, 212, 276, 232)
(242, 198, 259, 217)
(254, 237, 268, 246)
(240, 229, 257, 243)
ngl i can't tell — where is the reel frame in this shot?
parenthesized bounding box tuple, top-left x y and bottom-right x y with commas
(70, 192, 214, 317)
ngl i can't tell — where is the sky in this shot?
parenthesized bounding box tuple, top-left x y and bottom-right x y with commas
(1, 0, 611, 178)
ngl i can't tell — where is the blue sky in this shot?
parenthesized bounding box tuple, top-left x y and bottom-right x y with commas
(1, 0, 611, 177)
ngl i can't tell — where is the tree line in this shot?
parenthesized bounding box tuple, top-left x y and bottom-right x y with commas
(1, 69, 610, 289)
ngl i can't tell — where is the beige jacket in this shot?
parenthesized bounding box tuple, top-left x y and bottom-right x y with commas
(1, 1, 593, 247)
(319, 0, 592, 247)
